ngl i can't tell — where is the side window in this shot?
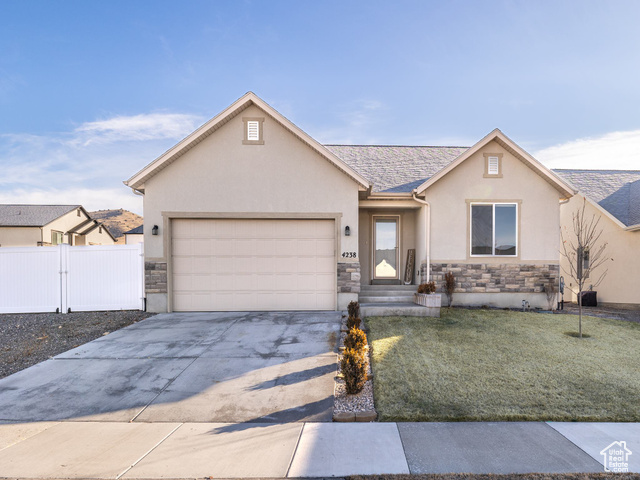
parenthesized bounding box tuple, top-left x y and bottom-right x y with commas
(51, 231, 63, 245)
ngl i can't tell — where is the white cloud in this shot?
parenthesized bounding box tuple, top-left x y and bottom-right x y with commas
(74, 112, 203, 145)
(535, 130, 640, 170)
(0, 112, 203, 215)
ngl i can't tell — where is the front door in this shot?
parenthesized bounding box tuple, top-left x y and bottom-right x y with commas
(373, 217, 399, 280)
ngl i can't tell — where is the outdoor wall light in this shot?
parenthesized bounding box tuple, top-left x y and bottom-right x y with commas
(345, 226, 351, 236)
(152, 225, 159, 236)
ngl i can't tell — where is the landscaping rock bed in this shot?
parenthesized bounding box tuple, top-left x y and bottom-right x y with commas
(0, 310, 152, 379)
(333, 314, 377, 421)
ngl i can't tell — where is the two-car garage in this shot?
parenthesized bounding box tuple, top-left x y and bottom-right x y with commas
(171, 218, 336, 311)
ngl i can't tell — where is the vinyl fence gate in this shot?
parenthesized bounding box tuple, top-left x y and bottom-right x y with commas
(0, 244, 145, 314)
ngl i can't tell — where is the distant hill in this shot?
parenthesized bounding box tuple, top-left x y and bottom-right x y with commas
(90, 209, 143, 244)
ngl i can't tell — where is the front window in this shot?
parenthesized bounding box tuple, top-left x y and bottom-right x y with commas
(471, 203, 517, 256)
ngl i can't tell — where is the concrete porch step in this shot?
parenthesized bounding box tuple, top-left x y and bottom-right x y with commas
(360, 284, 417, 292)
(360, 302, 439, 318)
(359, 295, 415, 303)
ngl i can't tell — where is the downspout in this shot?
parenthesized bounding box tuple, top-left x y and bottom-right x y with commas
(412, 192, 430, 283)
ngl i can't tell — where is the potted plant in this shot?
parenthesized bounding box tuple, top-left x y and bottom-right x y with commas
(414, 281, 441, 308)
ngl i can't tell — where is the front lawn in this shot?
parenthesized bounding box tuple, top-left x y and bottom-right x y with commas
(366, 309, 640, 422)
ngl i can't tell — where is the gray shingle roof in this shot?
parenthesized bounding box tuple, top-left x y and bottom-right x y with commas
(553, 170, 640, 227)
(125, 225, 143, 235)
(325, 145, 468, 193)
(0, 205, 81, 227)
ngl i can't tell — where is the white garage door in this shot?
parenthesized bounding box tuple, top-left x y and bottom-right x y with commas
(172, 218, 336, 311)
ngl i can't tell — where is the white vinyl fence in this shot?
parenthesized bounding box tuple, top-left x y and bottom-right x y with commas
(0, 244, 144, 314)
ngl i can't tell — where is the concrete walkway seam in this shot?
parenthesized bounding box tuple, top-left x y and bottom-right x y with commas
(544, 421, 603, 468)
(116, 423, 184, 479)
(285, 422, 307, 478)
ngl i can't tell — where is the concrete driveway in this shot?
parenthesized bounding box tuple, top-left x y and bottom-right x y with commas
(0, 311, 341, 423)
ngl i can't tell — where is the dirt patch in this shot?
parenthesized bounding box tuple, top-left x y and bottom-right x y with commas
(0, 310, 152, 379)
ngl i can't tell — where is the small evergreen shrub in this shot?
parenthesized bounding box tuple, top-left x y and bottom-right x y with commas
(347, 315, 361, 330)
(340, 347, 367, 394)
(417, 281, 436, 294)
(347, 300, 360, 318)
(444, 271, 456, 307)
(344, 327, 367, 351)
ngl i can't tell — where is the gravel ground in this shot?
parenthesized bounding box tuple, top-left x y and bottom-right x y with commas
(334, 314, 376, 414)
(558, 303, 640, 323)
(0, 310, 152, 379)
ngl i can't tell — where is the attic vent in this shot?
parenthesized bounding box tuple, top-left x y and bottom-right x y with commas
(488, 156, 499, 175)
(247, 121, 260, 141)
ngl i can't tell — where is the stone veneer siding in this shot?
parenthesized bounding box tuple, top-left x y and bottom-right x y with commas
(425, 263, 559, 293)
(145, 261, 167, 294)
(338, 262, 361, 293)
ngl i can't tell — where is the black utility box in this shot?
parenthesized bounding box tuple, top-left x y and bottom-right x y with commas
(579, 291, 597, 307)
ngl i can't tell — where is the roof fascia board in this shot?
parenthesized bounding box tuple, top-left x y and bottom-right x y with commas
(125, 92, 371, 191)
(414, 129, 576, 198)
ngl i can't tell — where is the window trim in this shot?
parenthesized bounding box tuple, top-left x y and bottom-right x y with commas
(51, 230, 64, 246)
(242, 117, 265, 145)
(469, 201, 519, 257)
(483, 153, 503, 178)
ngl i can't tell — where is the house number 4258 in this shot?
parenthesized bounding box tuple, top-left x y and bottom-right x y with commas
(341, 252, 357, 258)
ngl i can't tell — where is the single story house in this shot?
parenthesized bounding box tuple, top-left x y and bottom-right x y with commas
(555, 170, 640, 308)
(124, 225, 144, 245)
(125, 92, 579, 313)
(0, 205, 117, 247)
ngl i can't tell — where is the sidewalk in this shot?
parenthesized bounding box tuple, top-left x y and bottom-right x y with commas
(0, 421, 638, 478)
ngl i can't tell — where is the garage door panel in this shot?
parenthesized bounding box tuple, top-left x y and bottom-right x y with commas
(316, 239, 335, 256)
(172, 219, 335, 311)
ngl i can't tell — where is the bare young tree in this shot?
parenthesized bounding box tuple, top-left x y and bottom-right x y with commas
(560, 198, 610, 338)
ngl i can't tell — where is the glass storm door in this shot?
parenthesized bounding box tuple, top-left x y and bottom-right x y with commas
(374, 218, 399, 279)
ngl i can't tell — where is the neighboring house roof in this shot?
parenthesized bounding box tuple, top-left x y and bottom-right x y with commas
(324, 145, 468, 193)
(124, 225, 143, 235)
(125, 92, 371, 192)
(553, 169, 640, 228)
(0, 205, 81, 227)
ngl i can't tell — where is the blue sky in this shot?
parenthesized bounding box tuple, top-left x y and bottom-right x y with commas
(1, 0, 639, 214)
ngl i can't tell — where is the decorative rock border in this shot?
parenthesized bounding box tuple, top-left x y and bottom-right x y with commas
(333, 313, 377, 422)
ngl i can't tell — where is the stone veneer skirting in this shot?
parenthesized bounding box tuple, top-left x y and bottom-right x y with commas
(425, 263, 559, 294)
(146, 261, 359, 296)
(338, 262, 361, 293)
(145, 261, 167, 294)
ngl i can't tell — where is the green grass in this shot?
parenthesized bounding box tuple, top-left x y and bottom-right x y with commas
(366, 309, 640, 422)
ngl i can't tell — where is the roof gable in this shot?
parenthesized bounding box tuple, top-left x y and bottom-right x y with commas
(125, 92, 370, 192)
(0, 205, 82, 227)
(414, 129, 576, 198)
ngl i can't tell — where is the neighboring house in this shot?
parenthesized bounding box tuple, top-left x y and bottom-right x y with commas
(125, 92, 576, 313)
(0, 205, 116, 247)
(124, 225, 144, 244)
(554, 170, 640, 308)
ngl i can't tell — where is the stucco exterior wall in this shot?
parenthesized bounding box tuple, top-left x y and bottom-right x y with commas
(0, 227, 42, 247)
(426, 140, 562, 264)
(84, 226, 116, 245)
(142, 104, 361, 311)
(560, 194, 640, 306)
(125, 233, 144, 245)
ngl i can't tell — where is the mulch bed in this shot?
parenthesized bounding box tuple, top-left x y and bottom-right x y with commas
(0, 310, 152, 379)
